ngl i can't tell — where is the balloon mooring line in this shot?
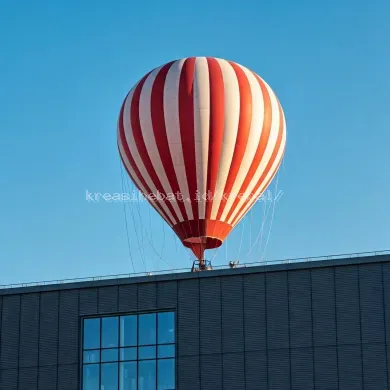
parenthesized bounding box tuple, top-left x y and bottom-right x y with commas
(132, 180, 158, 271)
(123, 175, 147, 273)
(259, 171, 280, 262)
(242, 171, 280, 262)
(147, 205, 158, 271)
(129, 180, 161, 270)
(244, 187, 272, 258)
(119, 164, 136, 274)
(129, 179, 178, 269)
(257, 197, 268, 256)
(237, 217, 246, 261)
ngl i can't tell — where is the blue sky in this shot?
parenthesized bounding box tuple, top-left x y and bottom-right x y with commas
(0, 0, 389, 285)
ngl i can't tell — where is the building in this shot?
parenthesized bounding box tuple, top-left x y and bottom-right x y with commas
(0, 252, 390, 390)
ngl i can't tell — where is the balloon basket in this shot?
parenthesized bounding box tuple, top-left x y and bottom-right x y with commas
(191, 259, 213, 272)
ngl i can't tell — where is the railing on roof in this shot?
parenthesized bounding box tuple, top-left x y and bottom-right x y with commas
(1, 250, 389, 290)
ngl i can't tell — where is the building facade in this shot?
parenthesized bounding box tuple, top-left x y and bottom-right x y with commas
(1, 253, 390, 390)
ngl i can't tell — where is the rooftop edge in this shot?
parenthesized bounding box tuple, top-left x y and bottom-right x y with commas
(1, 250, 389, 296)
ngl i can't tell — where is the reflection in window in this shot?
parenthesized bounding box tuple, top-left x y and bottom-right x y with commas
(82, 311, 175, 389)
(101, 363, 118, 390)
(158, 359, 175, 390)
(102, 348, 118, 362)
(83, 364, 99, 390)
(120, 347, 137, 361)
(102, 317, 119, 348)
(139, 360, 156, 390)
(157, 345, 175, 359)
(120, 361, 137, 390)
(138, 346, 156, 360)
(83, 318, 100, 350)
(121, 315, 137, 347)
(84, 350, 100, 364)
(158, 312, 175, 344)
(139, 314, 156, 345)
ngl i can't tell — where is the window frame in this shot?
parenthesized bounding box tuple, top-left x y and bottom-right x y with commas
(80, 309, 176, 390)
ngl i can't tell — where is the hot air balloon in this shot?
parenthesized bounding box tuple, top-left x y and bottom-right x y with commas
(118, 57, 286, 267)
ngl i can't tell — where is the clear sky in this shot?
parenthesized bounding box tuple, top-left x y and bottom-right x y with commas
(1, 0, 389, 285)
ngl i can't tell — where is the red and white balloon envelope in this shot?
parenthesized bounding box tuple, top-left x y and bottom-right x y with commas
(118, 57, 286, 261)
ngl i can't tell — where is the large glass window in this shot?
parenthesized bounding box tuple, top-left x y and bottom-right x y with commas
(82, 311, 175, 390)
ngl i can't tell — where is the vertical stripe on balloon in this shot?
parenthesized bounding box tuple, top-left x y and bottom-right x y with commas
(210, 59, 240, 222)
(118, 90, 175, 226)
(227, 75, 280, 225)
(193, 57, 210, 220)
(139, 65, 184, 222)
(224, 73, 273, 223)
(179, 57, 198, 223)
(230, 95, 285, 226)
(130, 73, 180, 224)
(164, 59, 194, 220)
(216, 61, 252, 221)
(219, 65, 264, 222)
(150, 61, 190, 222)
(205, 57, 225, 222)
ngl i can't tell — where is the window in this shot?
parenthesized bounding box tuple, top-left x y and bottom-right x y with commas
(82, 311, 175, 390)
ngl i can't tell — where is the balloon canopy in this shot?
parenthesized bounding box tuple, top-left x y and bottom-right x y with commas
(118, 57, 286, 261)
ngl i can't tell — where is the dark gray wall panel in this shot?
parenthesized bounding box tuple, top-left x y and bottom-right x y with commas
(243, 274, 267, 352)
(267, 348, 290, 390)
(314, 346, 338, 390)
(0, 297, 1, 377)
(57, 364, 79, 390)
(98, 286, 118, 314)
(79, 288, 97, 315)
(290, 348, 314, 390)
(178, 279, 199, 356)
(311, 268, 336, 346)
(58, 290, 79, 365)
(18, 366, 38, 389)
(177, 355, 200, 390)
(118, 284, 137, 312)
(362, 343, 388, 390)
(138, 282, 157, 311)
(200, 354, 222, 390)
(0, 295, 20, 369)
(382, 263, 390, 344)
(0, 296, 2, 350)
(19, 293, 40, 368)
(157, 281, 177, 309)
(359, 264, 385, 344)
(38, 366, 57, 390)
(222, 352, 245, 390)
(387, 346, 390, 388)
(0, 368, 17, 390)
(288, 270, 312, 348)
(39, 292, 59, 367)
(335, 265, 361, 345)
(199, 278, 221, 355)
(266, 272, 289, 349)
(383, 264, 390, 344)
(338, 345, 363, 390)
(245, 350, 268, 390)
(222, 276, 244, 353)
